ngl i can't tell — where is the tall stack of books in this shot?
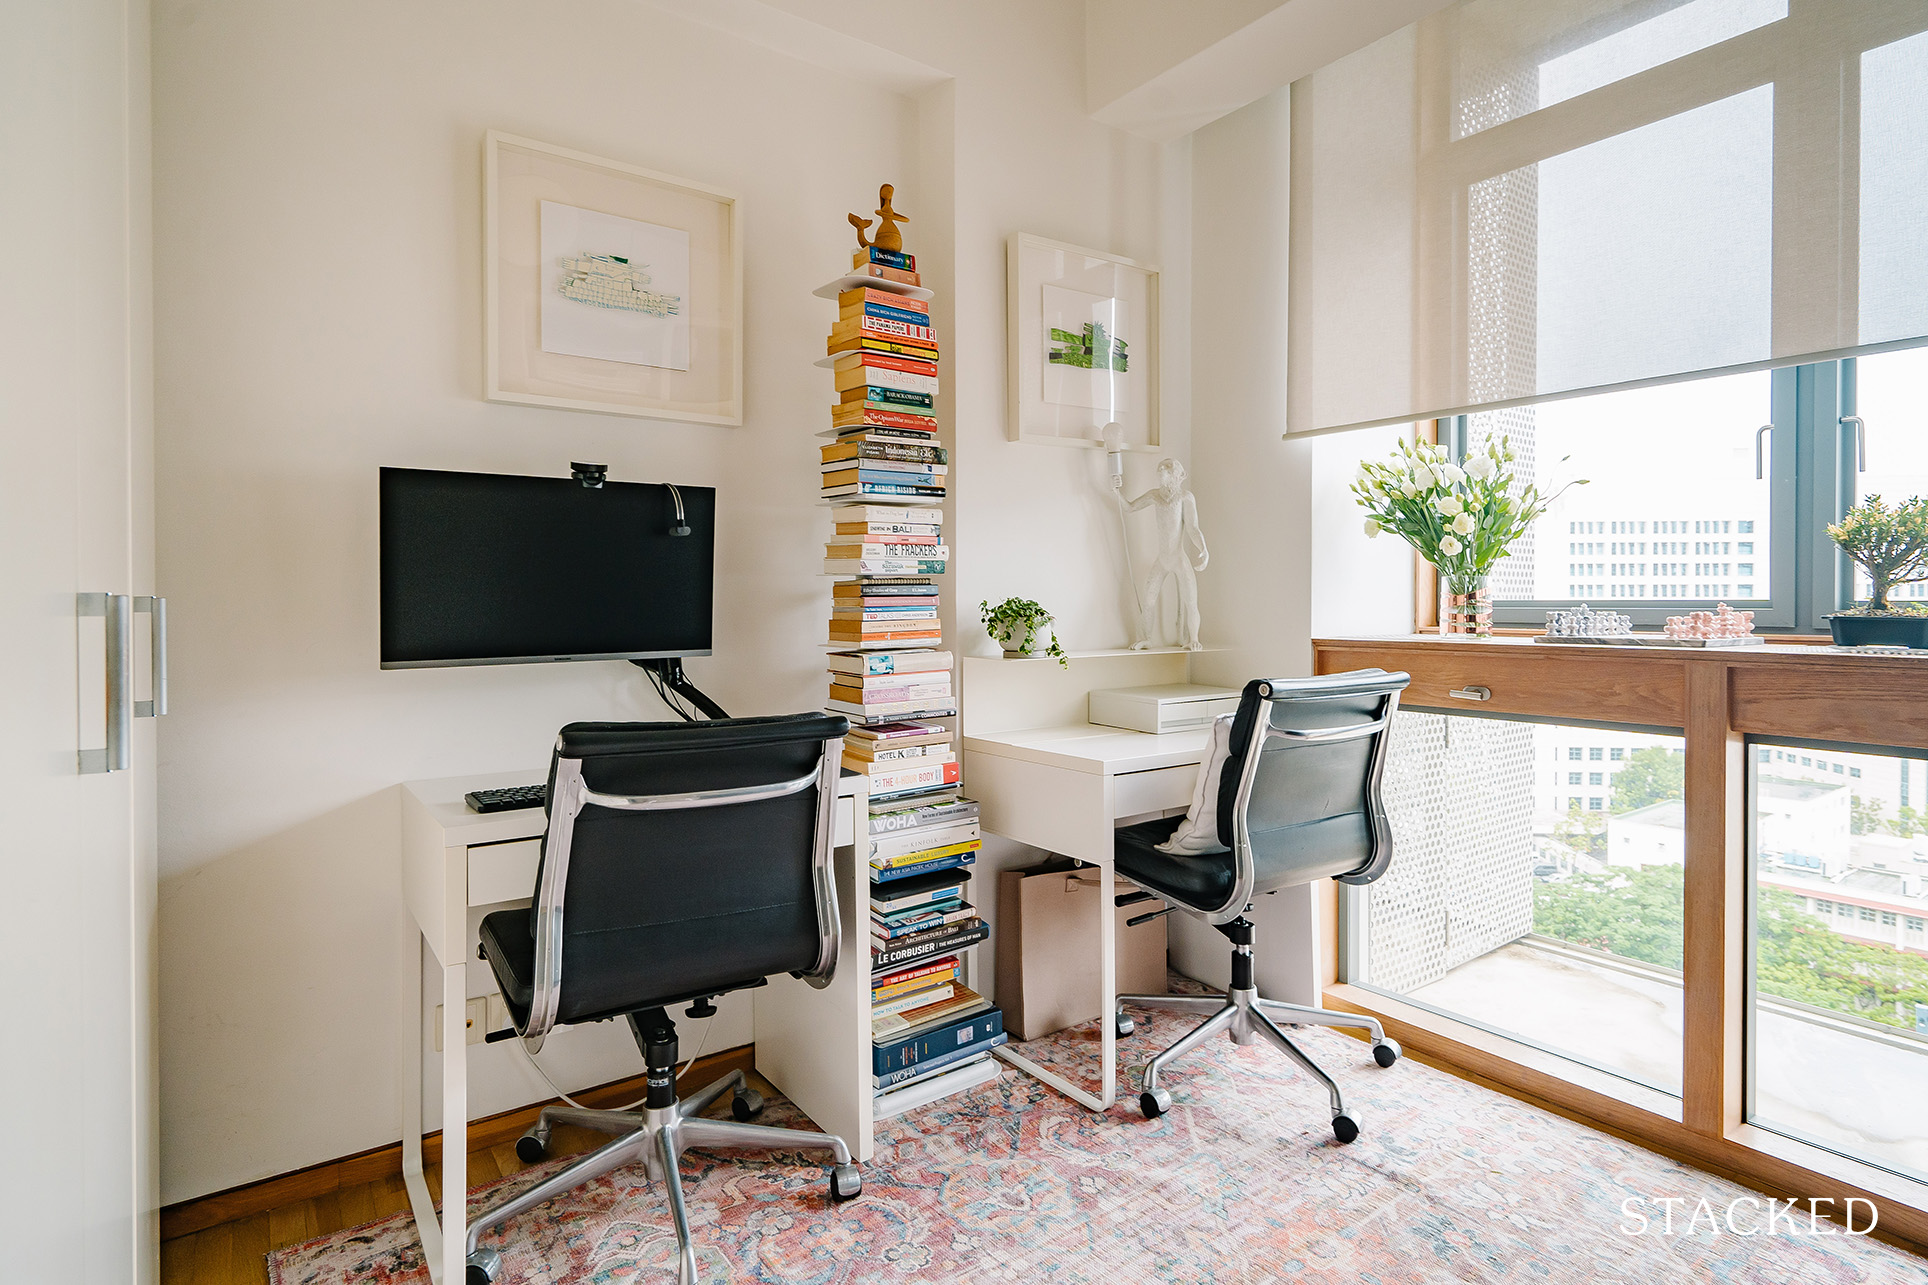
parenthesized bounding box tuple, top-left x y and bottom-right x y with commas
(819, 217, 997, 1113)
(868, 793, 1004, 1111)
(822, 242, 951, 727)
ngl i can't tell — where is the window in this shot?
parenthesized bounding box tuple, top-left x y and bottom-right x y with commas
(1909, 918, 1926, 933)
(1465, 370, 1778, 620)
(1751, 740, 1928, 1182)
(1568, 772, 1583, 785)
(1589, 747, 1604, 761)
(1849, 349, 1928, 608)
(1589, 772, 1604, 785)
(1568, 747, 1583, 761)
(1470, 350, 1928, 631)
(1611, 748, 1625, 761)
(1347, 717, 1686, 1094)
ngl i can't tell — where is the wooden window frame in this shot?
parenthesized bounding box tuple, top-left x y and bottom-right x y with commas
(1312, 636, 1928, 1256)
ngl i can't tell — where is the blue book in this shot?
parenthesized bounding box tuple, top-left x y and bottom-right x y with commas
(873, 1009, 1004, 1077)
(873, 1033, 1007, 1089)
(861, 301, 931, 328)
(860, 246, 916, 271)
(869, 853, 974, 884)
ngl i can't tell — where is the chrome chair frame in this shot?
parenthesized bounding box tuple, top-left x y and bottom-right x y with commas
(466, 732, 855, 1285)
(1117, 673, 1407, 1142)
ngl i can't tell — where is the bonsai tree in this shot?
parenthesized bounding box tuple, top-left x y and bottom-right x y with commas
(1828, 494, 1928, 612)
(980, 597, 1068, 666)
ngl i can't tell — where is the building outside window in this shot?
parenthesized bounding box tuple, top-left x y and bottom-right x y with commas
(1456, 347, 1928, 631)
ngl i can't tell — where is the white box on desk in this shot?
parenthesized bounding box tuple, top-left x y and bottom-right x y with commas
(1087, 683, 1240, 735)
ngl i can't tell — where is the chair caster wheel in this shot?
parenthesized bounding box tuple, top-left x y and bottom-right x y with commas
(515, 1126, 549, 1164)
(465, 1247, 502, 1284)
(1332, 1112, 1361, 1144)
(1372, 1038, 1401, 1068)
(1139, 1087, 1171, 1119)
(1115, 1010, 1136, 1038)
(828, 1162, 863, 1202)
(732, 1087, 765, 1121)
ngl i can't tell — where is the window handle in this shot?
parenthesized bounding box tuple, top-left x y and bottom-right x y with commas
(1754, 423, 1772, 480)
(1840, 415, 1865, 473)
(1448, 686, 1491, 702)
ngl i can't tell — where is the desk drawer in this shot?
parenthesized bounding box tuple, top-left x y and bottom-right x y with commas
(1317, 643, 1687, 729)
(1114, 763, 1198, 817)
(468, 838, 540, 905)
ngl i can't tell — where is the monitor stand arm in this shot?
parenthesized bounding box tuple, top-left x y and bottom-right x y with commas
(631, 657, 730, 721)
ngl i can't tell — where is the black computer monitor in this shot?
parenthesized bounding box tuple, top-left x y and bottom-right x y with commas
(379, 467, 715, 669)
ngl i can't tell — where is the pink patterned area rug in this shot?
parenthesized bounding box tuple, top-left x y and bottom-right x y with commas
(269, 985, 1928, 1285)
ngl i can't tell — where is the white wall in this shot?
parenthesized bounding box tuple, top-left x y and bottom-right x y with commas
(150, 0, 922, 1204)
(153, 0, 1181, 1204)
(1173, 84, 1413, 1001)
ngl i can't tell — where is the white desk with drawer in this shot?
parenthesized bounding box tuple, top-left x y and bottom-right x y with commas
(960, 722, 1208, 1112)
(398, 768, 862, 1285)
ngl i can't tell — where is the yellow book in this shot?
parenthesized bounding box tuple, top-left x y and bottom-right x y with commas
(869, 839, 982, 869)
(871, 967, 956, 1003)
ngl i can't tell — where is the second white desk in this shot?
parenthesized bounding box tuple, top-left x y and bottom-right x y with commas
(960, 722, 1207, 1110)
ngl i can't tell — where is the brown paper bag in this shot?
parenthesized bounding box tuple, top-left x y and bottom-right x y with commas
(995, 860, 1169, 1041)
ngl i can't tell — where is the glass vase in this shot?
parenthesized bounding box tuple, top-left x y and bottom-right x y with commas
(1442, 576, 1492, 638)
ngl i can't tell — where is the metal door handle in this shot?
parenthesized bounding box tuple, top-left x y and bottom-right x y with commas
(1841, 415, 1866, 472)
(1448, 686, 1491, 702)
(1755, 424, 1772, 479)
(134, 596, 167, 717)
(78, 592, 132, 773)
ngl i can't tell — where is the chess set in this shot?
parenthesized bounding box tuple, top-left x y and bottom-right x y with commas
(1532, 602, 1766, 648)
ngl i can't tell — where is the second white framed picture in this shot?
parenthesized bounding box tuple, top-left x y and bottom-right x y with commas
(1006, 233, 1159, 447)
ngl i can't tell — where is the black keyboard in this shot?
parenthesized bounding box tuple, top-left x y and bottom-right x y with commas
(465, 783, 547, 813)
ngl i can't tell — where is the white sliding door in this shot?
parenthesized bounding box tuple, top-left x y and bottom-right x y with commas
(0, 0, 158, 1281)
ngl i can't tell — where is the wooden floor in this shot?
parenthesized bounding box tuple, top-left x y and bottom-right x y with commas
(161, 1073, 775, 1285)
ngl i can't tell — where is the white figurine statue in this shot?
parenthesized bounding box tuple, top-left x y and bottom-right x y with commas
(1121, 456, 1209, 650)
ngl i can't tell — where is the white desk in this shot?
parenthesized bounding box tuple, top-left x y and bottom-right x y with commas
(960, 724, 1207, 1111)
(398, 769, 863, 1285)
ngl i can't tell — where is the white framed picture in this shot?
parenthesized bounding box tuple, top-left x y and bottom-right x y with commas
(1006, 233, 1159, 447)
(485, 132, 742, 425)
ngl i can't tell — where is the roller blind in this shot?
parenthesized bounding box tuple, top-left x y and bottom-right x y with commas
(1286, 0, 1928, 436)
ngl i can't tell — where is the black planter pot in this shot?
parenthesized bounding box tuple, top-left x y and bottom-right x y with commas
(1826, 612, 1928, 648)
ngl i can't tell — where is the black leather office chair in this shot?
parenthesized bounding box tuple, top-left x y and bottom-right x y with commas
(1110, 670, 1411, 1143)
(463, 714, 861, 1285)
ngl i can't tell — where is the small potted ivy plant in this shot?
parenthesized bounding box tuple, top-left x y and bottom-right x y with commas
(1826, 494, 1928, 648)
(980, 597, 1068, 666)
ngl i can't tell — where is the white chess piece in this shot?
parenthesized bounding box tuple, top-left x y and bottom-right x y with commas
(1124, 458, 1209, 650)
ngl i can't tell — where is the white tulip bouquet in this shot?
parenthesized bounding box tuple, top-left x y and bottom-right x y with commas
(1350, 436, 1584, 632)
